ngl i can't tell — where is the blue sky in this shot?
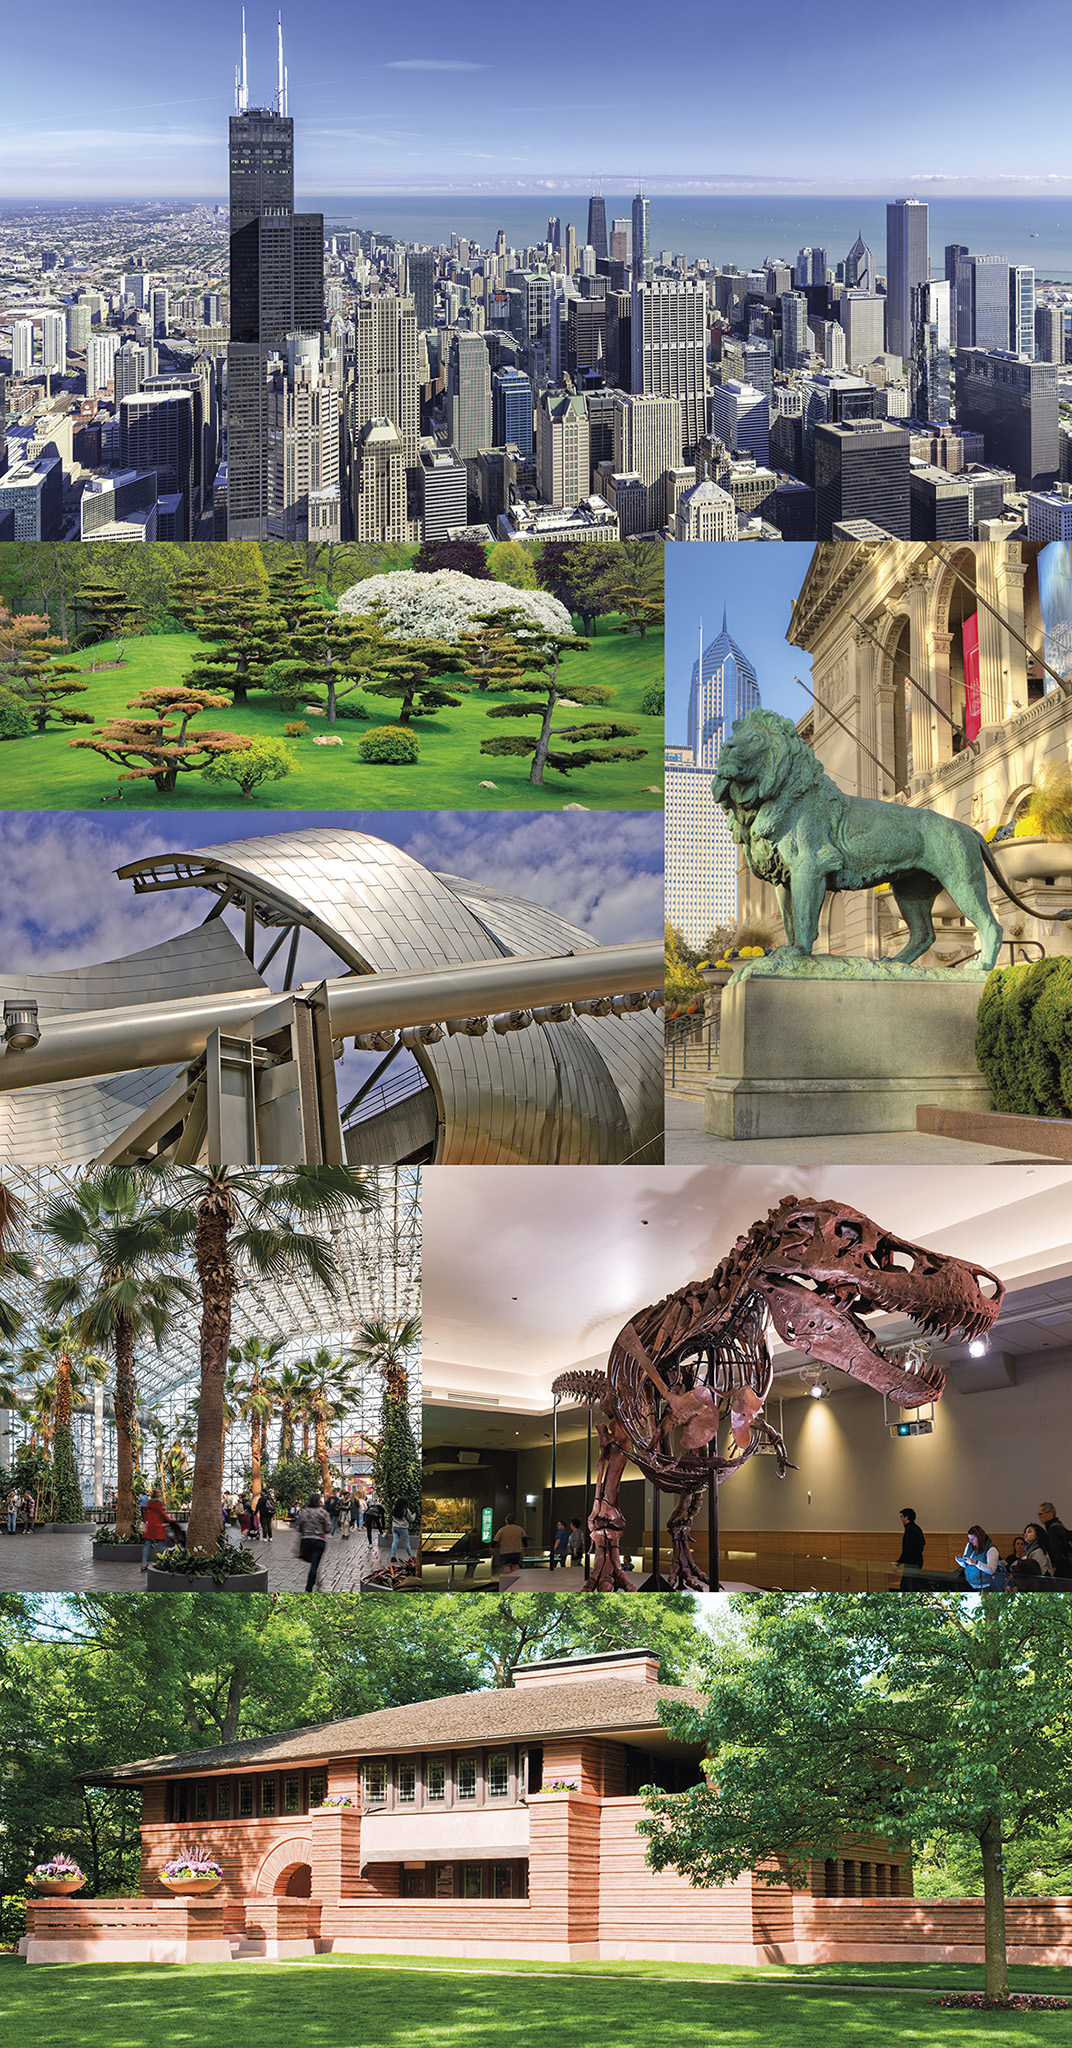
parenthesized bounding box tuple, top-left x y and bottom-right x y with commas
(2, 0, 1070, 196)
(0, 812, 663, 979)
(665, 546, 816, 742)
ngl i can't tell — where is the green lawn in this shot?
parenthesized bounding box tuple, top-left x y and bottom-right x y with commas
(0, 626, 664, 813)
(1, 1956, 1068, 2048)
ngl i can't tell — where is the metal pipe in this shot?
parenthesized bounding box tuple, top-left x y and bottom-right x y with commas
(0, 942, 664, 1094)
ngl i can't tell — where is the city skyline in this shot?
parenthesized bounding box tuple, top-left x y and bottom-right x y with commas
(2, 0, 1070, 197)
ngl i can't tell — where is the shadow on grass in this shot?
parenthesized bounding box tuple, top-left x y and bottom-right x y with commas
(0, 1957, 1064, 2048)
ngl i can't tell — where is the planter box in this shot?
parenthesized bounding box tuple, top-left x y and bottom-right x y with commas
(160, 1876, 222, 1895)
(43, 1522, 97, 1534)
(92, 1542, 149, 1562)
(144, 1566, 269, 1592)
(991, 836, 1072, 887)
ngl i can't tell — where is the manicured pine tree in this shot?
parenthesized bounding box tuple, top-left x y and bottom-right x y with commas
(267, 611, 392, 723)
(469, 623, 647, 787)
(73, 571, 144, 667)
(179, 586, 288, 707)
(358, 634, 471, 727)
(69, 686, 250, 796)
(606, 578, 664, 639)
(0, 604, 93, 732)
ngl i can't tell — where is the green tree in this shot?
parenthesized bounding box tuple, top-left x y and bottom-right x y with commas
(42, 1169, 195, 1542)
(351, 1315, 421, 1520)
(487, 541, 538, 589)
(15, 1322, 108, 1523)
(178, 587, 287, 707)
(638, 1592, 1072, 2003)
(665, 921, 706, 1010)
(357, 631, 470, 727)
(228, 1334, 287, 1500)
(535, 542, 621, 635)
(72, 570, 144, 666)
(69, 685, 250, 795)
(0, 604, 93, 732)
(159, 1168, 379, 1555)
(292, 1345, 364, 1495)
(0, 1183, 32, 1345)
(265, 608, 388, 723)
(201, 735, 296, 799)
(473, 624, 646, 786)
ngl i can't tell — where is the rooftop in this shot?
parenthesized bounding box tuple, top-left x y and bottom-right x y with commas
(86, 1656, 705, 1784)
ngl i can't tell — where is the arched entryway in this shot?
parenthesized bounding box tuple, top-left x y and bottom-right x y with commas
(255, 1835, 314, 1898)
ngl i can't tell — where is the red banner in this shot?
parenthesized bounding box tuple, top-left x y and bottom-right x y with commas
(963, 612, 981, 741)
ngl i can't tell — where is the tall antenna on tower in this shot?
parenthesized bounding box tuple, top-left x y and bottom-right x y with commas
(277, 14, 284, 114)
(284, 65, 288, 115)
(239, 6, 248, 111)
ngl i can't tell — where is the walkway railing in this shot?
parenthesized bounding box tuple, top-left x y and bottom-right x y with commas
(666, 1013, 718, 1086)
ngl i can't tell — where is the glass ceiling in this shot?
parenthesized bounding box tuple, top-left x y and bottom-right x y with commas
(0, 1167, 421, 1494)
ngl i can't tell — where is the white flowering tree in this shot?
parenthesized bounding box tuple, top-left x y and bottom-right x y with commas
(337, 569, 574, 644)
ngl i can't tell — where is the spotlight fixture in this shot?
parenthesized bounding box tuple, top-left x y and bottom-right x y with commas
(968, 1335, 990, 1358)
(809, 1381, 826, 1399)
(3, 999, 39, 1052)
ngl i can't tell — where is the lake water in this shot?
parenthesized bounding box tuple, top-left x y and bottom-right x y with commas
(308, 195, 1072, 281)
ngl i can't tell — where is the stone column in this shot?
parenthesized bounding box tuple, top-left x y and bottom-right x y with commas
(976, 544, 1011, 726)
(309, 1806, 363, 1902)
(930, 630, 954, 759)
(902, 567, 938, 774)
(526, 1790, 601, 1956)
(994, 553, 1029, 714)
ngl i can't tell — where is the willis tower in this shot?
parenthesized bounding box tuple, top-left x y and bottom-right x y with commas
(227, 11, 323, 537)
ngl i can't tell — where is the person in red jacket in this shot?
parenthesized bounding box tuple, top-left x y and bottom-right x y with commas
(141, 1488, 173, 1570)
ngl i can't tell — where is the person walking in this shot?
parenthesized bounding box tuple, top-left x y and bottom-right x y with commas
(895, 1508, 926, 1588)
(140, 1487, 172, 1571)
(390, 1498, 416, 1564)
(257, 1488, 275, 1544)
(363, 1498, 386, 1553)
(493, 1514, 527, 1575)
(21, 1488, 35, 1533)
(551, 1518, 569, 1570)
(296, 1493, 332, 1592)
(566, 1519, 585, 1566)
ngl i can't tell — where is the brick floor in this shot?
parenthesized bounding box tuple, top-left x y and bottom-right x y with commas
(0, 1527, 392, 1594)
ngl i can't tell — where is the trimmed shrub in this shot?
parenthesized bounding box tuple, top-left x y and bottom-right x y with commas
(283, 721, 309, 738)
(333, 697, 370, 720)
(975, 958, 1072, 1117)
(0, 693, 35, 741)
(356, 725, 420, 765)
(640, 684, 665, 717)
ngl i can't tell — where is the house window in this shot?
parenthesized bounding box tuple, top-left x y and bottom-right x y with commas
(194, 1783, 210, 1821)
(456, 1756, 477, 1801)
(216, 1782, 231, 1819)
(260, 1778, 277, 1817)
(526, 1748, 543, 1795)
(462, 1864, 483, 1898)
(435, 1863, 455, 1898)
(363, 1761, 388, 1805)
(238, 1780, 254, 1818)
(398, 1762, 417, 1803)
(426, 1758, 446, 1801)
(308, 1773, 326, 1808)
(492, 1863, 513, 1898)
(400, 1868, 431, 1897)
(283, 1776, 301, 1815)
(487, 1752, 510, 1799)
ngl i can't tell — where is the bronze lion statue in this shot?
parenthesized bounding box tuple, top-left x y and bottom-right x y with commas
(712, 709, 1059, 972)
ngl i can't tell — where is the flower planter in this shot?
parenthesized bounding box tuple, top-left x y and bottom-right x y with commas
(991, 836, 1072, 888)
(160, 1875, 222, 1895)
(145, 1566, 269, 1592)
(32, 1878, 84, 1895)
(92, 1542, 151, 1562)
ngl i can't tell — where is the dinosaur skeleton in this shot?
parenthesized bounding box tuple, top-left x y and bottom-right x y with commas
(574, 1197, 1003, 1591)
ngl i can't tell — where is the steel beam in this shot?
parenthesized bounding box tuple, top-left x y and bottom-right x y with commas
(0, 942, 664, 1094)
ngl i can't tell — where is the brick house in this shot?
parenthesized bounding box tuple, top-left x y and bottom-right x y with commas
(24, 1648, 1071, 1967)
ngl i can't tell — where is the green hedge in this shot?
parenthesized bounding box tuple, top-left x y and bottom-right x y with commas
(356, 725, 420, 765)
(975, 958, 1072, 1117)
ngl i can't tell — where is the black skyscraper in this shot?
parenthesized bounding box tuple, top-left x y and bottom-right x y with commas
(587, 194, 608, 261)
(226, 39, 323, 539)
(814, 420, 911, 540)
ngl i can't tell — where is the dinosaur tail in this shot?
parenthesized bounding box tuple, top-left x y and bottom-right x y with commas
(978, 835, 1072, 925)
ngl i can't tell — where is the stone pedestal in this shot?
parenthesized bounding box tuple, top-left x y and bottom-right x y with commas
(241, 1897, 316, 1959)
(706, 971, 991, 1140)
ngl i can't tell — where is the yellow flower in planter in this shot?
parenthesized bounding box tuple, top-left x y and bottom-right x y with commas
(1013, 813, 1043, 838)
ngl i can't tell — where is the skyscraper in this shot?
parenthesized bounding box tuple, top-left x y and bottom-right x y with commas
(781, 290, 810, 370)
(666, 613, 762, 945)
(631, 191, 652, 284)
(631, 279, 707, 456)
(536, 390, 589, 505)
(120, 389, 196, 540)
(814, 420, 911, 540)
(492, 366, 534, 455)
(885, 198, 929, 363)
(844, 232, 874, 293)
(447, 331, 492, 458)
(912, 279, 951, 424)
(41, 312, 66, 376)
(226, 18, 324, 538)
(587, 193, 608, 262)
(405, 250, 436, 330)
(347, 295, 419, 542)
(955, 350, 1059, 489)
(12, 321, 33, 375)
